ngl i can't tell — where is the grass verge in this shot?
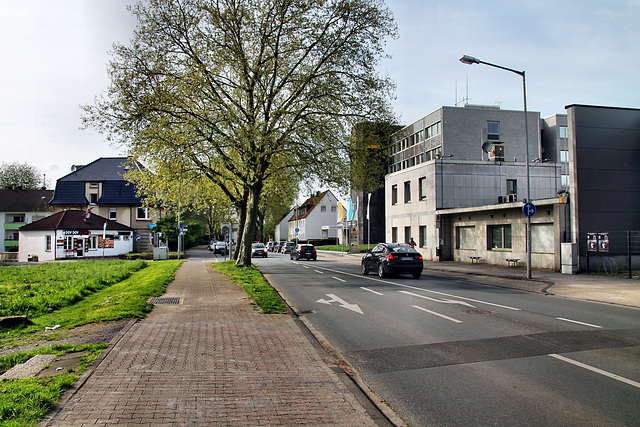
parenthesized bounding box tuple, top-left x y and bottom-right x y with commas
(212, 261, 287, 314)
(0, 260, 184, 347)
(0, 343, 107, 427)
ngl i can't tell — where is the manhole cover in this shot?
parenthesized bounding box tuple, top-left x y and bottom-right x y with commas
(463, 309, 493, 315)
(148, 297, 181, 305)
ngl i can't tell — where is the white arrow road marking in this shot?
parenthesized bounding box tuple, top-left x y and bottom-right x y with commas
(413, 305, 463, 323)
(311, 265, 521, 311)
(399, 290, 476, 308)
(316, 294, 364, 314)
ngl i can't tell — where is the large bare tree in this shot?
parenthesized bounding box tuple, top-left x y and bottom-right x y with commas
(84, 0, 396, 266)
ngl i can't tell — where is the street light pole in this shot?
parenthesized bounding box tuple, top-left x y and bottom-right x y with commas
(459, 55, 532, 279)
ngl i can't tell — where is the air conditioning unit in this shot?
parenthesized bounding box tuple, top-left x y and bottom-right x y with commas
(508, 194, 517, 202)
(498, 195, 507, 203)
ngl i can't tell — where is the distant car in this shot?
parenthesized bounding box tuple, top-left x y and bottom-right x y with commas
(361, 243, 423, 278)
(275, 241, 285, 253)
(281, 242, 296, 254)
(214, 241, 227, 255)
(290, 244, 317, 261)
(209, 241, 217, 251)
(251, 243, 268, 258)
(266, 241, 275, 252)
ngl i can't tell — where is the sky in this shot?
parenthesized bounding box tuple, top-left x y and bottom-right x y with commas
(1, 0, 638, 188)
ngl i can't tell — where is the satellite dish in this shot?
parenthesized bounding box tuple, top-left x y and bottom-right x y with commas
(482, 141, 492, 153)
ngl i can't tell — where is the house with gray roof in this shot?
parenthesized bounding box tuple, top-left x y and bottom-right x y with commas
(49, 157, 163, 252)
(0, 188, 54, 255)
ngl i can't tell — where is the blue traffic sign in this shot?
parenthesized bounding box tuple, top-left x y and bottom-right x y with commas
(523, 202, 536, 217)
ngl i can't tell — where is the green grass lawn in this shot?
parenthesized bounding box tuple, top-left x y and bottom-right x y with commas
(212, 261, 287, 314)
(0, 259, 183, 427)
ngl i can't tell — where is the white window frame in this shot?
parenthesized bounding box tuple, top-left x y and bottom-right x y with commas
(136, 207, 150, 220)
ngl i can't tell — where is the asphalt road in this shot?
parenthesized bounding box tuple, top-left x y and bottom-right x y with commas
(255, 253, 640, 426)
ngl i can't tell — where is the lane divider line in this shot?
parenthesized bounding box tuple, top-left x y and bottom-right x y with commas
(361, 287, 384, 295)
(333, 276, 347, 283)
(549, 354, 640, 389)
(412, 305, 463, 323)
(555, 317, 602, 328)
(300, 265, 521, 311)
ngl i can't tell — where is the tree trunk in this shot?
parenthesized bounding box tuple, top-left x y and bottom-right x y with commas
(236, 181, 262, 267)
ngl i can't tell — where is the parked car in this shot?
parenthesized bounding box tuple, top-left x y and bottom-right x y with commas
(274, 241, 285, 252)
(361, 243, 423, 278)
(251, 242, 268, 258)
(290, 244, 317, 261)
(266, 241, 275, 252)
(214, 241, 227, 255)
(281, 242, 296, 254)
(209, 240, 217, 251)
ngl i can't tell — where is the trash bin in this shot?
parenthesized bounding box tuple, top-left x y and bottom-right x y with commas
(153, 246, 169, 260)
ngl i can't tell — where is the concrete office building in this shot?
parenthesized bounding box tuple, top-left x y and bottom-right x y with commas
(385, 105, 567, 269)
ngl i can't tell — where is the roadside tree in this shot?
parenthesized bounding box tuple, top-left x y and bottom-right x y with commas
(83, 0, 396, 266)
(0, 161, 43, 190)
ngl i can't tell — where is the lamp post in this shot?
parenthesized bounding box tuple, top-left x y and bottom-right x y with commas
(459, 55, 532, 279)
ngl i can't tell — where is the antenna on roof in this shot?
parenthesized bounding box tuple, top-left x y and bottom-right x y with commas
(455, 74, 470, 107)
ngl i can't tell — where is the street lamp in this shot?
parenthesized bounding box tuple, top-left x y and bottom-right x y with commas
(460, 54, 532, 279)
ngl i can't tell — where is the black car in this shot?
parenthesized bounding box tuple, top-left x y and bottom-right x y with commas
(290, 244, 317, 261)
(361, 243, 423, 278)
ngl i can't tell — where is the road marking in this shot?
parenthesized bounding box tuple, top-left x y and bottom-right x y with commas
(314, 270, 324, 274)
(556, 317, 603, 328)
(549, 354, 640, 389)
(316, 294, 364, 314)
(412, 305, 463, 323)
(333, 276, 347, 283)
(399, 290, 476, 308)
(303, 265, 311, 269)
(361, 287, 384, 295)
(310, 265, 521, 311)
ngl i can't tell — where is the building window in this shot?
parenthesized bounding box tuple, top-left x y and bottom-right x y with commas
(507, 179, 517, 197)
(419, 177, 427, 200)
(560, 150, 569, 163)
(559, 126, 568, 139)
(404, 226, 411, 244)
(456, 226, 476, 250)
(561, 174, 570, 187)
(88, 236, 98, 250)
(12, 215, 25, 223)
(404, 181, 411, 203)
(109, 208, 117, 220)
(89, 182, 99, 188)
(392, 185, 398, 205)
(331, 205, 336, 213)
(90, 193, 98, 204)
(391, 227, 398, 243)
(64, 236, 73, 251)
(45, 235, 52, 251)
(137, 207, 150, 220)
(487, 122, 500, 141)
(419, 225, 427, 247)
(488, 224, 512, 250)
(321, 205, 326, 212)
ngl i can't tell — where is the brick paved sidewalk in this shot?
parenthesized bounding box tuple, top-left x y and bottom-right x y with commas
(43, 261, 376, 426)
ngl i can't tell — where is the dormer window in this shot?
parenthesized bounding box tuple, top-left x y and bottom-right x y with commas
(89, 182, 99, 188)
